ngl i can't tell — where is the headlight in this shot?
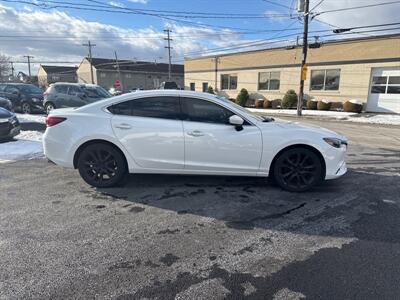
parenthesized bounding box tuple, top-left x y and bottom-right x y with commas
(323, 137, 347, 148)
(32, 97, 41, 102)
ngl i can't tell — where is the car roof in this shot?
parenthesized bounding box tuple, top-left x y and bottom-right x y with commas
(52, 82, 99, 87)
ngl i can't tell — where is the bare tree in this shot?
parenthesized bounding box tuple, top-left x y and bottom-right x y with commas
(0, 54, 11, 80)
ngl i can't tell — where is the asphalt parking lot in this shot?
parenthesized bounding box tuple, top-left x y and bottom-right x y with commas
(1, 118, 400, 299)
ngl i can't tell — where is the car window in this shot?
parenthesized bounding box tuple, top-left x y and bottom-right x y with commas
(108, 96, 181, 120)
(20, 85, 42, 94)
(84, 86, 111, 98)
(5, 86, 19, 93)
(68, 86, 82, 96)
(54, 85, 69, 94)
(181, 97, 234, 124)
(0, 84, 5, 92)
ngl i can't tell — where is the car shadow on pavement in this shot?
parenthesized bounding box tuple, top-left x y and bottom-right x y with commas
(97, 167, 400, 241)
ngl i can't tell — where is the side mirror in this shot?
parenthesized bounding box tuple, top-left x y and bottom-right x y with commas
(229, 115, 244, 131)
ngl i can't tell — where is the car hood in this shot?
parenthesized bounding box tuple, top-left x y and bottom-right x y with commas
(0, 107, 13, 118)
(29, 93, 44, 99)
(261, 119, 346, 140)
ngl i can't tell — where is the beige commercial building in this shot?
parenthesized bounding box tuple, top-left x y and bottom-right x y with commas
(184, 34, 400, 113)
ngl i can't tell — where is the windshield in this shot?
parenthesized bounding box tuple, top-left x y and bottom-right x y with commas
(216, 96, 264, 121)
(84, 86, 112, 98)
(20, 85, 42, 94)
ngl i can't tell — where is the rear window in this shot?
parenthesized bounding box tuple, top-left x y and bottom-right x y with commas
(108, 96, 180, 120)
(53, 85, 69, 94)
(84, 86, 111, 98)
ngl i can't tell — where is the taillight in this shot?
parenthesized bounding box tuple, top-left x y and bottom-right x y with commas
(43, 92, 48, 98)
(46, 116, 66, 127)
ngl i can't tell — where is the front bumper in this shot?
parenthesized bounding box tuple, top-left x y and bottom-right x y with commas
(325, 144, 347, 180)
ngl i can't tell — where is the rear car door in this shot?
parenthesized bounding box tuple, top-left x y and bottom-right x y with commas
(181, 97, 262, 174)
(4, 86, 21, 110)
(109, 96, 184, 170)
(66, 86, 87, 108)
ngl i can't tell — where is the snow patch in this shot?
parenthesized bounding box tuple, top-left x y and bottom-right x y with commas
(0, 130, 43, 163)
(15, 114, 46, 124)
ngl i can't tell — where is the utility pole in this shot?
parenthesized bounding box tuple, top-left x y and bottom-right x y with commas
(23, 55, 34, 77)
(164, 29, 173, 80)
(211, 56, 220, 91)
(114, 50, 123, 91)
(82, 40, 96, 84)
(10, 61, 15, 77)
(297, 0, 309, 117)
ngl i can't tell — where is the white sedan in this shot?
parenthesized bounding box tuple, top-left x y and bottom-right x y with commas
(43, 90, 347, 192)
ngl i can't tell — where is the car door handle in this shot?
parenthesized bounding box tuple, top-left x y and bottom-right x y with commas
(115, 123, 132, 130)
(187, 130, 204, 137)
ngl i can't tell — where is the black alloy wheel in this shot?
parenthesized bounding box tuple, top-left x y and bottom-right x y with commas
(273, 147, 323, 192)
(77, 143, 127, 188)
(21, 102, 31, 114)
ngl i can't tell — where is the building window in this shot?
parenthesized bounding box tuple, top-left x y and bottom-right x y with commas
(202, 82, 208, 92)
(100, 72, 106, 78)
(258, 71, 280, 90)
(371, 76, 400, 94)
(190, 82, 195, 91)
(310, 69, 340, 91)
(125, 73, 132, 78)
(221, 74, 237, 90)
(51, 75, 60, 81)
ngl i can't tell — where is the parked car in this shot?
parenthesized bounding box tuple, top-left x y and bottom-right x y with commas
(43, 83, 112, 114)
(0, 83, 44, 114)
(0, 107, 20, 140)
(43, 90, 348, 192)
(0, 97, 12, 111)
(159, 81, 179, 89)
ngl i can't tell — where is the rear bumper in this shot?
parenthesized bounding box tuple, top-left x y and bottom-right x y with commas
(43, 130, 74, 168)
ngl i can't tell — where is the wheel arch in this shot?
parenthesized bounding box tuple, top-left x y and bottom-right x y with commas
(268, 144, 326, 179)
(73, 139, 128, 169)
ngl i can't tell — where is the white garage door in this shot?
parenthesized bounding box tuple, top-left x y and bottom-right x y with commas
(367, 68, 400, 113)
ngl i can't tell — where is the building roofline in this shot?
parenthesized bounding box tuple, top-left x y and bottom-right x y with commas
(184, 33, 400, 61)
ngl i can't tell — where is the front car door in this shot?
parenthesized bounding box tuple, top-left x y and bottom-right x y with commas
(109, 96, 184, 170)
(181, 97, 263, 174)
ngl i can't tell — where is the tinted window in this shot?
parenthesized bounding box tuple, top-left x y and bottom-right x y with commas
(20, 85, 42, 94)
(68, 86, 82, 96)
(54, 85, 69, 94)
(109, 96, 180, 120)
(5, 86, 19, 93)
(0, 84, 5, 91)
(84, 86, 111, 98)
(182, 97, 234, 124)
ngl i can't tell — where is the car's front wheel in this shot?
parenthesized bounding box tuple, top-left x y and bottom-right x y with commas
(21, 102, 31, 114)
(77, 143, 127, 188)
(273, 147, 323, 192)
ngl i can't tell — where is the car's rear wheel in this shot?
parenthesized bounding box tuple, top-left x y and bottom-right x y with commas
(77, 143, 127, 188)
(273, 147, 323, 192)
(45, 102, 55, 115)
(21, 102, 31, 114)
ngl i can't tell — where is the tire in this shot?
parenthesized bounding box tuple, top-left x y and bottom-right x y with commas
(273, 147, 323, 192)
(21, 102, 31, 114)
(45, 102, 55, 115)
(77, 143, 127, 188)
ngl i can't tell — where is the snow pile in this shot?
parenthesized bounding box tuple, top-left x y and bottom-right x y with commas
(248, 108, 355, 118)
(346, 114, 400, 125)
(0, 131, 43, 163)
(16, 114, 46, 124)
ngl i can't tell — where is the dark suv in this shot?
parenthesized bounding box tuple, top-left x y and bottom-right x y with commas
(0, 83, 44, 114)
(43, 83, 112, 114)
